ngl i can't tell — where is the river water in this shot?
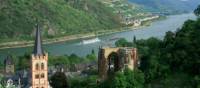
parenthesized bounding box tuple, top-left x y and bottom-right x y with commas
(0, 13, 196, 59)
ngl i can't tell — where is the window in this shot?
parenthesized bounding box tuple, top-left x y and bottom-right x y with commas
(36, 63, 39, 70)
(41, 73, 45, 78)
(41, 63, 44, 70)
(35, 74, 40, 79)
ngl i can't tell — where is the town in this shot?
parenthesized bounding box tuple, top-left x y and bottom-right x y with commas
(0, 0, 200, 88)
(0, 25, 139, 88)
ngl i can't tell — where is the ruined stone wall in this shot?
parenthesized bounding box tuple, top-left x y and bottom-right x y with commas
(98, 47, 138, 80)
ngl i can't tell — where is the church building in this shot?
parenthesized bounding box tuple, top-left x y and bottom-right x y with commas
(30, 25, 51, 88)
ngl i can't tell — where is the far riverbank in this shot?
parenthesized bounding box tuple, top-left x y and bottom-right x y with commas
(0, 25, 144, 50)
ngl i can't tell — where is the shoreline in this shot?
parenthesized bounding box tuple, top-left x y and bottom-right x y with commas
(0, 26, 145, 50)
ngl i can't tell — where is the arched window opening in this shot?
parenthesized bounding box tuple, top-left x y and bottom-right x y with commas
(35, 74, 40, 79)
(41, 63, 44, 70)
(41, 73, 45, 78)
(35, 63, 39, 70)
(107, 52, 120, 74)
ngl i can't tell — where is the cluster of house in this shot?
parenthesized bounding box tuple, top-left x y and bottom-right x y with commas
(0, 25, 97, 88)
(0, 25, 51, 88)
(0, 55, 29, 88)
(0, 55, 97, 88)
(121, 15, 160, 26)
(0, 21, 139, 88)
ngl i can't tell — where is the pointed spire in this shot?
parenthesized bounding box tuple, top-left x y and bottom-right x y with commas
(33, 24, 44, 56)
(133, 35, 137, 47)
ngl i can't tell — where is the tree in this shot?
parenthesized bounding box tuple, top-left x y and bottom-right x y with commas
(99, 69, 144, 88)
(133, 36, 137, 47)
(0, 75, 4, 88)
(111, 72, 127, 88)
(50, 72, 69, 88)
(115, 38, 132, 47)
(164, 31, 175, 45)
(124, 69, 145, 88)
(17, 53, 30, 70)
(194, 5, 200, 16)
(70, 76, 98, 88)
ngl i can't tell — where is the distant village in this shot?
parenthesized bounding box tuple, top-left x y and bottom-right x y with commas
(121, 15, 160, 26)
(1, 55, 97, 88)
(101, 0, 160, 27)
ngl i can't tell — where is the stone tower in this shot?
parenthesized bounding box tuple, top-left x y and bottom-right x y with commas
(31, 25, 49, 88)
(4, 55, 14, 74)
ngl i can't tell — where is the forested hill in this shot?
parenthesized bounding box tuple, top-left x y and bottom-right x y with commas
(128, 0, 200, 13)
(0, 0, 121, 42)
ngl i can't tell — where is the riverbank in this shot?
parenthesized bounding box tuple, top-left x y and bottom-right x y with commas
(0, 26, 142, 50)
(0, 16, 164, 50)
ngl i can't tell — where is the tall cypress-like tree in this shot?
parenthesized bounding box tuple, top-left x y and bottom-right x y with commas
(50, 72, 69, 88)
(194, 5, 200, 16)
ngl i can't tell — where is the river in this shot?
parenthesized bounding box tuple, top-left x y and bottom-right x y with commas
(0, 13, 196, 59)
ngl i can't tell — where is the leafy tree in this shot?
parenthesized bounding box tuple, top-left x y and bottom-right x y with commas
(194, 5, 200, 16)
(50, 72, 69, 88)
(124, 69, 145, 88)
(111, 72, 127, 88)
(17, 53, 30, 70)
(115, 38, 132, 47)
(47, 53, 97, 73)
(99, 69, 144, 88)
(0, 75, 4, 88)
(164, 31, 175, 45)
(86, 54, 96, 61)
(193, 76, 200, 88)
(70, 76, 98, 88)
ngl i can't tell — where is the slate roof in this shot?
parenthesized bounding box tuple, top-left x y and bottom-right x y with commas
(4, 55, 13, 65)
(33, 24, 44, 56)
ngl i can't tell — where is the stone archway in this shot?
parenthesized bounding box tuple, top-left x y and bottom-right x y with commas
(107, 52, 120, 74)
(98, 47, 138, 80)
(98, 47, 120, 79)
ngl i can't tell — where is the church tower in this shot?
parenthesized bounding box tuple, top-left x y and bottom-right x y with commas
(31, 25, 49, 88)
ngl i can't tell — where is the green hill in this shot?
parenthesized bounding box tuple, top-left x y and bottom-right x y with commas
(0, 0, 121, 42)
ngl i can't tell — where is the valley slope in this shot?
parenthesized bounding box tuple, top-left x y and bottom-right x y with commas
(0, 0, 122, 42)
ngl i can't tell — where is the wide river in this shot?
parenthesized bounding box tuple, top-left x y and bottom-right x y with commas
(0, 13, 197, 59)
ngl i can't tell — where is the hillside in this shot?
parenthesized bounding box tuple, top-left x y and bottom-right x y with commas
(0, 0, 121, 42)
(128, 0, 200, 14)
(100, 0, 151, 18)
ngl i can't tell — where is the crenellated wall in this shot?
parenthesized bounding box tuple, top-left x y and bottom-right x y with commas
(31, 53, 49, 88)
